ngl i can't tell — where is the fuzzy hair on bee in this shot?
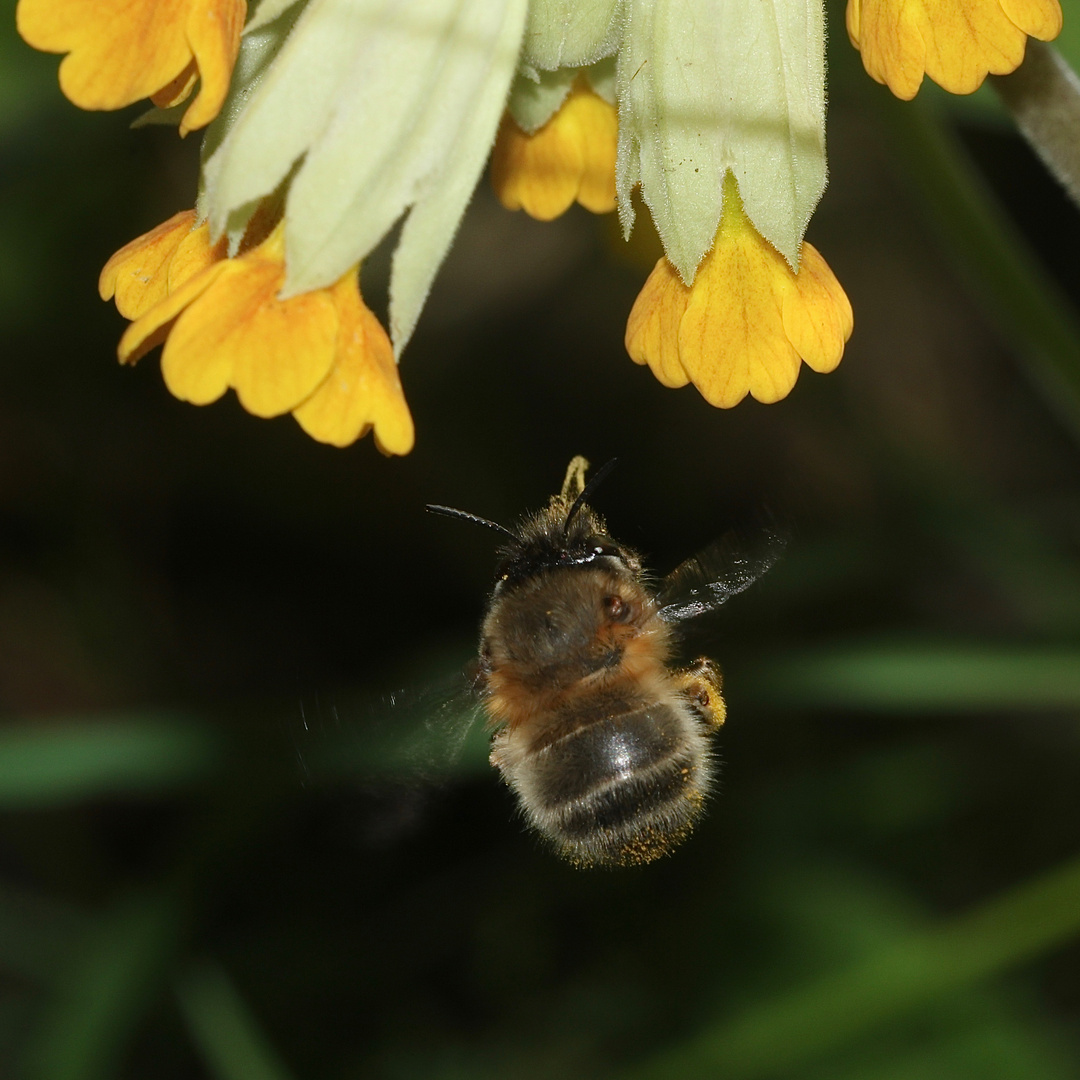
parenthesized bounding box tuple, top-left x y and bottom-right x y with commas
(427, 457, 775, 869)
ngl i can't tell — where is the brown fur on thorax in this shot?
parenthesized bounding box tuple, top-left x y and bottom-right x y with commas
(480, 563, 673, 734)
(484, 612, 674, 736)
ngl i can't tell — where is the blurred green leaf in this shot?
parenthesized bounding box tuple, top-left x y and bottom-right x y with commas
(0, 714, 222, 806)
(0, 882, 87, 985)
(28, 891, 183, 1080)
(0, 18, 62, 137)
(1052, 3, 1080, 79)
(629, 850, 1080, 1080)
(747, 642, 1080, 711)
(866, 50, 1080, 434)
(813, 1007, 1076, 1080)
(175, 960, 295, 1080)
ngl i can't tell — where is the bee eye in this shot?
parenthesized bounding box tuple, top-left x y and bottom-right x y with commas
(603, 595, 630, 621)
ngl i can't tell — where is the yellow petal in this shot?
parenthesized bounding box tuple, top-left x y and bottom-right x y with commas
(18, 0, 192, 111)
(151, 60, 199, 109)
(624, 259, 691, 389)
(491, 114, 585, 221)
(626, 173, 853, 408)
(922, 0, 1028, 94)
(16, 0, 246, 130)
(847, 0, 1063, 98)
(293, 271, 415, 454)
(491, 83, 617, 221)
(846, 0, 929, 100)
(118, 258, 231, 365)
(178, 0, 247, 136)
(162, 243, 337, 417)
(782, 242, 854, 374)
(167, 221, 226, 292)
(99, 210, 197, 318)
(570, 88, 617, 215)
(1001, 0, 1062, 38)
(847, 0, 862, 44)
(679, 231, 801, 408)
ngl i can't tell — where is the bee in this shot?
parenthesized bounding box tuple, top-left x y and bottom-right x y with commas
(427, 457, 780, 868)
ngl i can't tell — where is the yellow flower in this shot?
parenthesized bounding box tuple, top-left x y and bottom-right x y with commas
(16, 0, 247, 134)
(116, 222, 413, 451)
(491, 81, 617, 221)
(99, 210, 225, 320)
(292, 276, 415, 455)
(846, 0, 1063, 99)
(625, 174, 852, 408)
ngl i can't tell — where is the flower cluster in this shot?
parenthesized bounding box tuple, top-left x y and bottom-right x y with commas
(17, 0, 1063, 449)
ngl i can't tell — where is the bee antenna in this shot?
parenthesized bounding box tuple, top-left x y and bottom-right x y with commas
(426, 504, 519, 540)
(563, 457, 618, 537)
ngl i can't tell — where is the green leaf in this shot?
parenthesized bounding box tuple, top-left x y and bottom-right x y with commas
(0, 882, 87, 985)
(29, 892, 183, 1080)
(744, 642, 1080, 711)
(871, 86, 1080, 437)
(627, 851, 1080, 1079)
(176, 960, 295, 1080)
(0, 714, 221, 806)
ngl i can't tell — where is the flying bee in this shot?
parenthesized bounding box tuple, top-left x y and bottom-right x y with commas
(427, 456, 781, 869)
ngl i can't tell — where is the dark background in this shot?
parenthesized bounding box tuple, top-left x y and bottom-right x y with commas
(1, 2, 1080, 1077)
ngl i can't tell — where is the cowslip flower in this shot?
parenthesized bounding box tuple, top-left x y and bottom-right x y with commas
(98, 210, 225, 320)
(491, 73, 618, 221)
(114, 218, 414, 453)
(23, 0, 859, 448)
(495, 1, 853, 404)
(16, 0, 247, 135)
(626, 174, 852, 407)
(847, 0, 1063, 99)
(608, 0, 851, 402)
(847, 0, 1064, 99)
(201, 0, 529, 353)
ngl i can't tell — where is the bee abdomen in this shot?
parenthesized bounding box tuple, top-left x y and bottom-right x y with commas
(508, 702, 714, 868)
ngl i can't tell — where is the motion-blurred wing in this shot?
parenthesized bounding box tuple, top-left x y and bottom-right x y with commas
(657, 528, 787, 623)
(293, 673, 490, 789)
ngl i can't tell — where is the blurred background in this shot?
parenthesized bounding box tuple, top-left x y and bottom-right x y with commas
(2, 1, 1080, 1077)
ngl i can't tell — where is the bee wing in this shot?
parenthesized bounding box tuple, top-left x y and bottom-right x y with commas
(293, 674, 490, 789)
(656, 528, 787, 623)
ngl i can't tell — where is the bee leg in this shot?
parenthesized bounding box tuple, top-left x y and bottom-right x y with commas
(675, 658, 726, 729)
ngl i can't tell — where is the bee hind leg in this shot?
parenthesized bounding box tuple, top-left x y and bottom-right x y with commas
(675, 658, 726, 729)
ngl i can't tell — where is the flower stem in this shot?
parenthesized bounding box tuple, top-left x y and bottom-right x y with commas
(991, 41, 1080, 212)
(870, 82, 1080, 441)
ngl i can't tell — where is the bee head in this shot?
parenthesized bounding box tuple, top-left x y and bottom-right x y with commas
(426, 458, 638, 594)
(491, 500, 639, 593)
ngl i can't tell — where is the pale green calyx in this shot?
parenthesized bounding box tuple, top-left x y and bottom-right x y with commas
(616, 0, 828, 278)
(522, 0, 624, 71)
(196, 1, 306, 239)
(243, 0, 306, 35)
(201, 0, 528, 355)
(508, 67, 577, 134)
(508, 57, 617, 133)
